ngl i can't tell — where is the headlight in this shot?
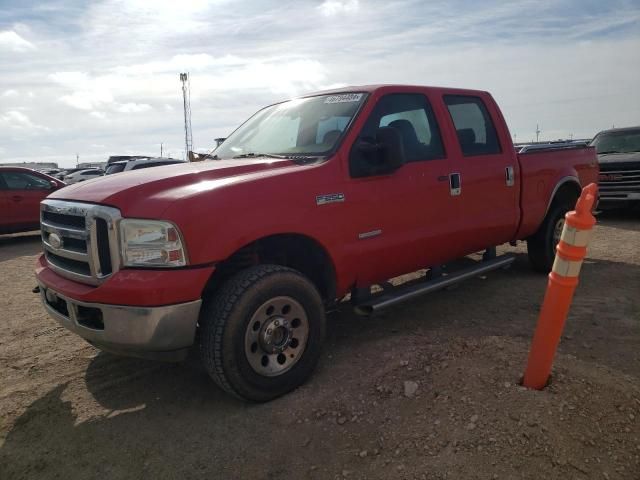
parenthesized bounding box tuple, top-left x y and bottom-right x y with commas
(119, 219, 187, 267)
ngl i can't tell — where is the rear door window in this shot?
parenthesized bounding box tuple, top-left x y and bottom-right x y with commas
(0, 172, 51, 190)
(444, 95, 501, 156)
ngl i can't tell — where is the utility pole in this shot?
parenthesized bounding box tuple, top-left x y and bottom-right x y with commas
(535, 124, 541, 143)
(180, 73, 193, 161)
(160, 142, 163, 157)
(76, 153, 79, 166)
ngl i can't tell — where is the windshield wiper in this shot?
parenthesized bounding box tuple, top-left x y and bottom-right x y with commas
(598, 150, 621, 155)
(232, 152, 289, 159)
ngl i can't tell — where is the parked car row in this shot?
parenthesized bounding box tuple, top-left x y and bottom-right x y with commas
(1, 157, 187, 234)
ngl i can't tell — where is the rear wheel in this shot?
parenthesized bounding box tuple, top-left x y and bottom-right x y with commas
(199, 264, 325, 402)
(527, 201, 572, 272)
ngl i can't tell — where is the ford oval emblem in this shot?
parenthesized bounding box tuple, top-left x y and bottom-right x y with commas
(49, 233, 63, 250)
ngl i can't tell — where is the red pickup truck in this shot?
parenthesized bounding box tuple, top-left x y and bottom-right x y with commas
(35, 85, 598, 401)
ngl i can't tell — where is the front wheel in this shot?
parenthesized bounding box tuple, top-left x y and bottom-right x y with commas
(199, 265, 325, 402)
(527, 202, 571, 272)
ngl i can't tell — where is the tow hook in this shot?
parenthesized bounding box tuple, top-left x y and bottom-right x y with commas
(32, 286, 40, 294)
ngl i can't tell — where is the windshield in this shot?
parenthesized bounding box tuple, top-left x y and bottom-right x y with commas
(105, 163, 126, 174)
(590, 129, 640, 154)
(214, 93, 368, 159)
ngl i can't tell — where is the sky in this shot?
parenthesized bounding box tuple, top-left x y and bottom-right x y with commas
(0, 0, 639, 168)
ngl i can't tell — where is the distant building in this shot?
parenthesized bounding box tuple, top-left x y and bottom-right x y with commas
(0, 161, 58, 169)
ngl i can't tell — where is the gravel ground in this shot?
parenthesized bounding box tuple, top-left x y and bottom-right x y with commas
(0, 211, 639, 480)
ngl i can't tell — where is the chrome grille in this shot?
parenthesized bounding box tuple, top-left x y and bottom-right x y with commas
(598, 162, 640, 199)
(41, 200, 122, 285)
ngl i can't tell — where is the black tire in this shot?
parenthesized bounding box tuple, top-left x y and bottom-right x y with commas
(199, 264, 325, 402)
(527, 202, 571, 273)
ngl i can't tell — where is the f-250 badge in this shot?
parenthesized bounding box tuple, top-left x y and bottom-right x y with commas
(316, 193, 345, 205)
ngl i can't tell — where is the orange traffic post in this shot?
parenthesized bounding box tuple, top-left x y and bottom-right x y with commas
(522, 183, 598, 390)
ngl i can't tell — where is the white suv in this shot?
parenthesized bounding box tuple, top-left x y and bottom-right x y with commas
(63, 169, 105, 184)
(105, 157, 186, 175)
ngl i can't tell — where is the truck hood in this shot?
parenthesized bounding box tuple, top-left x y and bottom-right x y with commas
(50, 158, 298, 215)
(597, 151, 640, 164)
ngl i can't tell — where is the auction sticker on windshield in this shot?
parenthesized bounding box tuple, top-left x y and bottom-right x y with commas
(324, 93, 363, 104)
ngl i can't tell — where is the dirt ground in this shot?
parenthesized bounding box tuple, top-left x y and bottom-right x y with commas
(1, 211, 639, 480)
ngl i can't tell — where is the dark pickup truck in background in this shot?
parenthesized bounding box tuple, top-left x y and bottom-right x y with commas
(591, 126, 640, 210)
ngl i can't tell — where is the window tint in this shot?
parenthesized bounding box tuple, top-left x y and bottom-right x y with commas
(0, 172, 51, 190)
(81, 170, 100, 176)
(354, 94, 444, 167)
(131, 162, 179, 170)
(132, 163, 154, 170)
(106, 163, 126, 174)
(444, 95, 501, 156)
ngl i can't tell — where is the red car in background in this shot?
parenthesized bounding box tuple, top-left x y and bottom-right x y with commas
(0, 166, 66, 234)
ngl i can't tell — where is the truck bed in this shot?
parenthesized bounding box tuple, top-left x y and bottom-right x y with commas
(516, 145, 599, 239)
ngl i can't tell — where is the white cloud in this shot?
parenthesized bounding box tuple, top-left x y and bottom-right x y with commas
(318, 0, 359, 16)
(0, 30, 36, 52)
(114, 102, 151, 113)
(2, 89, 19, 97)
(0, 110, 47, 131)
(112, 54, 244, 76)
(59, 90, 114, 111)
(49, 71, 91, 87)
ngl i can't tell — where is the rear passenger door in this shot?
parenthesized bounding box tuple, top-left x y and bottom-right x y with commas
(442, 94, 519, 252)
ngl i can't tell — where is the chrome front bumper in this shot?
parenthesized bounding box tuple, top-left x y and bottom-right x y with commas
(38, 283, 201, 361)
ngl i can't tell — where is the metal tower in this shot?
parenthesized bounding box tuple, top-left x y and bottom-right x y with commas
(180, 73, 193, 160)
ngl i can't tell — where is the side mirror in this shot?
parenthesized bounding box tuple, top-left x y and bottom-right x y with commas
(49, 180, 58, 189)
(375, 126, 405, 170)
(354, 127, 405, 175)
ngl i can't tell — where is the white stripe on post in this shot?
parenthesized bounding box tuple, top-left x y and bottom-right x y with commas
(560, 225, 593, 247)
(552, 256, 583, 277)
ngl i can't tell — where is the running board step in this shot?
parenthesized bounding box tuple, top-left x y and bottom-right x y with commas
(354, 254, 515, 316)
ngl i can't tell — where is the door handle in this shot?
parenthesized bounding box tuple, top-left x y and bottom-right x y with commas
(11, 195, 23, 202)
(505, 166, 515, 187)
(449, 173, 461, 196)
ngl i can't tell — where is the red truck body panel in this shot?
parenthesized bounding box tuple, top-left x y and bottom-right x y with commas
(40, 84, 598, 303)
(35, 255, 214, 307)
(516, 147, 598, 239)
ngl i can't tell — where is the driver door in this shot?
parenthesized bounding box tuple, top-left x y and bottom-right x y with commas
(346, 92, 454, 285)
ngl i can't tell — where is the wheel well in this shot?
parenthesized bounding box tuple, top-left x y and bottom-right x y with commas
(202, 234, 337, 305)
(550, 180, 581, 211)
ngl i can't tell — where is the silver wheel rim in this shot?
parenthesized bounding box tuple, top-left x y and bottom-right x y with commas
(244, 296, 309, 377)
(553, 218, 564, 247)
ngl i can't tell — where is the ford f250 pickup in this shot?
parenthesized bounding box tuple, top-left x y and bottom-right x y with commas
(35, 85, 598, 401)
